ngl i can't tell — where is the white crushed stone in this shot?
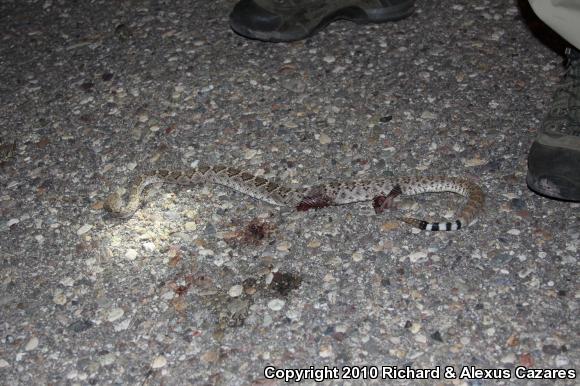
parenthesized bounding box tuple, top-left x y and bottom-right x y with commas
(99, 353, 116, 366)
(276, 241, 290, 252)
(184, 221, 197, 231)
(555, 355, 570, 367)
(24, 337, 39, 351)
(107, 307, 124, 322)
(142, 241, 156, 252)
(407, 251, 428, 263)
(198, 248, 214, 256)
(500, 353, 516, 364)
(267, 299, 285, 311)
(420, 111, 437, 120)
(60, 277, 74, 287)
(53, 290, 67, 305)
(228, 285, 243, 298)
(125, 248, 138, 260)
(322, 55, 335, 63)
(319, 344, 333, 357)
(114, 318, 131, 332)
(243, 148, 258, 159)
(414, 334, 427, 344)
(151, 355, 167, 369)
(409, 322, 421, 334)
(76, 224, 92, 235)
(318, 133, 331, 144)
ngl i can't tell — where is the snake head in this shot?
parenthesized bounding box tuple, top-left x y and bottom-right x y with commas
(103, 190, 140, 219)
(103, 192, 123, 214)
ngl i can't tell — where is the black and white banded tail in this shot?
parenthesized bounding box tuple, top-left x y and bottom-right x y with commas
(399, 218, 463, 231)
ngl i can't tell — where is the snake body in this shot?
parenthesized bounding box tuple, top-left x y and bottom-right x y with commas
(104, 164, 485, 231)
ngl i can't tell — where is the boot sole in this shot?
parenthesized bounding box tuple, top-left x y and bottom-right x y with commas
(527, 140, 580, 201)
(526, 172, 580, 201)
(230, 2, 414, 42)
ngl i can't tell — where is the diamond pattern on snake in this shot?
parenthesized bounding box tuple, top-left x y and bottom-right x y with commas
(104, 164, 485, 231)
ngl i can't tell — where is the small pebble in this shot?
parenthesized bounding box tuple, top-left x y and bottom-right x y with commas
(53, 290, 67, 305)
(407, 251, 427, 263)
(228, 285, 243, 298)
(507, 229, 521, 235)
(319, 344, 333, 357)
(430, 331, 443, 342)
(142, 242, 156, 252)
(125, 249, 138, 260)
(243, 149, 258, 159)
(184, 221, 197, 231)
(76, 224, 92, 235)
(151, 355, 167, 369)
(509, 198, 526, 210)
(114, 319, 131, 332)
(276, 241, 290, 252)
(161, 291, 174, 300)
(68, 320, 93, 333)
(0, 359, 9, 368)
(267, 299, 285, 311)
(107, 307, 124, 322)
(542, 345, 561, 355)
(198, 248, 214, 256)
(307, 240, 321, 248)
(501, 353, 516, 364)
(409, 322, 421, 334)
(322, 55, 335, 63)
(286, 309, 300, 320)
(518, 268, 534, 278)
(555, 355, 569, 367)
(420, 111, 437, 120)
(520, 353, 534, 367)
(99, 353, 115, 366)
(414, 334, 427, 344)
(60, 277, 74, 287)
(281, 78, 306, 93)
(318, 133, 331, 145)
(200, 351, 219, 363)
(137, 113, 149, 122)
(351, 251, 363, 262)
(24, 337, 39, 351)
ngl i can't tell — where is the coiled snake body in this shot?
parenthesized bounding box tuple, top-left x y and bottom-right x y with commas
(104, 164, 485, 231)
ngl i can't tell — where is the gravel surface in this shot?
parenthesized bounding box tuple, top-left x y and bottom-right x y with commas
(1, 0, 578, 385)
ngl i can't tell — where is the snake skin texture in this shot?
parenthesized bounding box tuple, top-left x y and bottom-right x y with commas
(104, 164, 485, 231)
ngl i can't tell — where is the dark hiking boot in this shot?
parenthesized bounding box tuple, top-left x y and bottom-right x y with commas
(229, 0, 414, 42)
(527, 47, 580, 201)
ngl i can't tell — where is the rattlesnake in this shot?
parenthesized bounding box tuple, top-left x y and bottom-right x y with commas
(104, 164, 485, 231)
